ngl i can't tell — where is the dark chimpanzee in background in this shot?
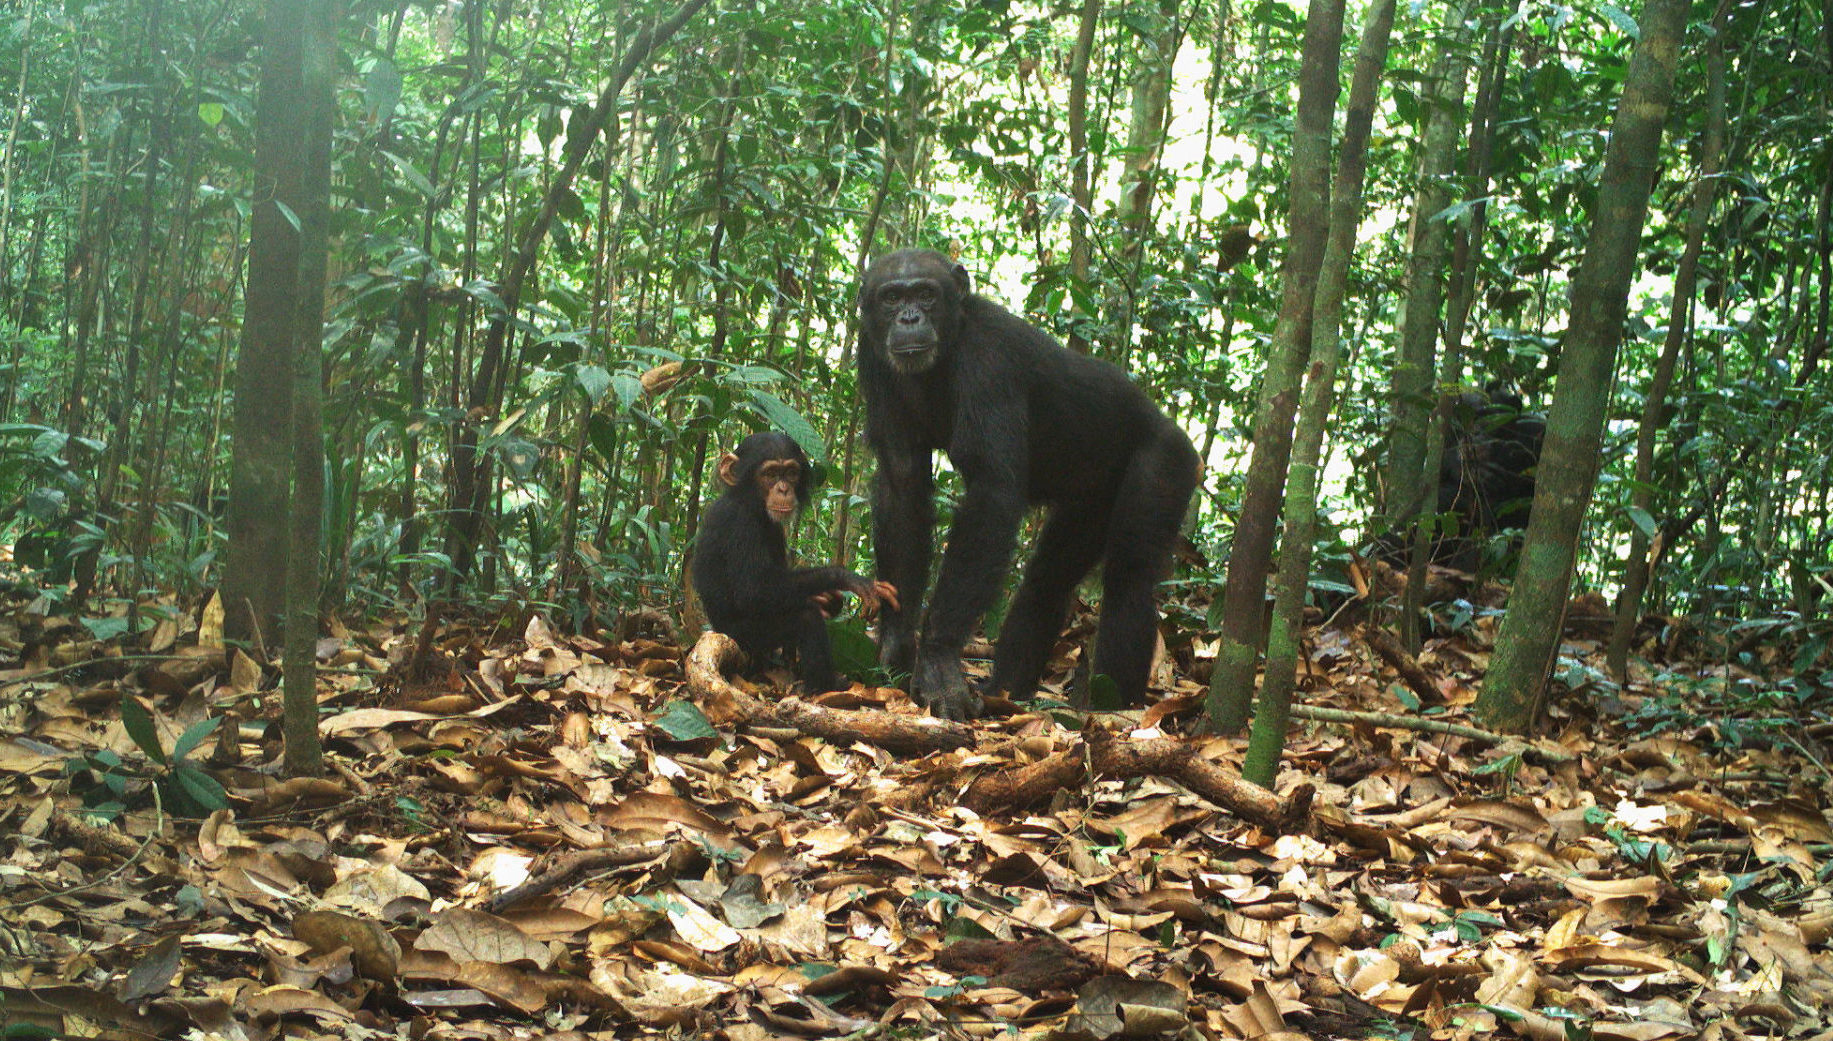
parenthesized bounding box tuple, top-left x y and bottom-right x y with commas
(857, 249, 1201, 720)
(1433, 388, 1546, 570)
(692, 431, 898, 693)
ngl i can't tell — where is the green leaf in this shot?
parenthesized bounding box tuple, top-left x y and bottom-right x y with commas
(1597, 3, 1639, 37)
(196, 101, 224, 126)
(272, 199, 302, 233)
(120, 695, 166, 764)
(1626, 506, 1657, 539)
(171, 717, 223, 763)
(747, 391, 827, 464)
(574, 364, 612, 404)
(612, 373, 643, 411)
(653, 700, 717, 741)
(172, 763, 228, 813)
(379, 149, 437, 198)
(943, 916, 994, 940)
(826, 617, 878, 678)
(364, 57, 402, 124)
(28, 428, 69, 459)
(1085, 672, 1122, 710)
(587, 413, 619, 463)
(82, 615, 131, 641)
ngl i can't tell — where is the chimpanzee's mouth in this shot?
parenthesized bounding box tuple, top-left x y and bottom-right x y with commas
(887, 343, 939, 375)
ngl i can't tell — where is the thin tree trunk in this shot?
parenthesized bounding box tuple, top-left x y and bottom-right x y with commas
(0, 0, 35, 360)
(445, 0, 709, 584)
(1205, 0, 1345, 732)
(224, 0, 303, 646)
(283, 0, 334, 777)
(674, 62, 743, 609)
(1110, 0, 1184, 366)
(1065, 0, 1102, 353)
(1478, 0, 1688, 731)
(1607, 0, 1728, 680)
(1242, 0, 1395, 786)
(1390, 2, 1476, 650)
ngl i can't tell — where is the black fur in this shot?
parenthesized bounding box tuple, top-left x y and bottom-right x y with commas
(858, 249, 1201, 719)
(692, 432, 875, 693)
(1432, 390, 1545, 570)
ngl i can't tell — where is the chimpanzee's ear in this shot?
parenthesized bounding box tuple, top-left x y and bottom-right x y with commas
(951, 262, 970, 293)
(717, 452, 741, 488)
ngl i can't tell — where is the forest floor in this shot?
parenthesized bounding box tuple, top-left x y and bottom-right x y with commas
(1, 578, 1830, 1041)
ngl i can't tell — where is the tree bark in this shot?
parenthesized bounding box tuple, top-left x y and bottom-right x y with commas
(224, 0, 316, 647)
(445, 0, 710, 583)
(1243, 0, 1396, 786)
(282, 0, 336, 778)
(1478, 0, 1689, 731)
(1205, 0, 1345, 732)
(1065, 0, 1102, 354)
(1391, 3, 1477, 651)
(1606, 0, 1728, 680)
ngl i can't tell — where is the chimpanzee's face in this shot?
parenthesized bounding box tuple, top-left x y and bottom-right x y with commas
(754, 459, 800, 524)
(862, 250, 970, 376)
(718, 432, 812, 525)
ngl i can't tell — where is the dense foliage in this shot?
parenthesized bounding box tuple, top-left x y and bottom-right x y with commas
(0, 0, 1828, 675)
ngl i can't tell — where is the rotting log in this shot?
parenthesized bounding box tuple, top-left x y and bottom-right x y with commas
(1086, 728, 1312, 833)
(684, 631, 974, 755)
(962, 746, 1087, 815)
(1362, 624, 1441, 704)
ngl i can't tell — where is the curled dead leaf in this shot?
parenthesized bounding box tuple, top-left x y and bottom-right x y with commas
(293, 910, 401, 981)
(640, 361, 684, 397)
(1061, 976, 1187, 1040)
(416, 907, 552, 970)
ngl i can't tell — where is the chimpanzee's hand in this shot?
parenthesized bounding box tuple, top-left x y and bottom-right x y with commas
(810, 591, 843, 618)
(845, 577, 900, 620)
(913, 652, 983, 721)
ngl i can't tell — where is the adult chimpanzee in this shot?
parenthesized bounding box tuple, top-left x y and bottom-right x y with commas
(693, 431, 899, 693)
(858, 249, 1201, 720)
(1433, 389, 1546, 569)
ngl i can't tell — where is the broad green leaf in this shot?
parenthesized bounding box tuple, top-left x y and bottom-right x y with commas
(1598, 4, 1639, 37)
(574, 364, 612, 404)
(587, 413, 619, 463)
(197, 101, 224, 126)
(653, 700, 717, 741)
(120, 694, 166, 764)
(83, 615, 131, 641)
(29, 429, 68, 459)
(826, 618, 878, 677)
(171, 717, 223, 762)
(747, 391, 827, 464)
(364, 57, 402, 124)
(379, 150, 436, 198)
(172, 763, 229, 813)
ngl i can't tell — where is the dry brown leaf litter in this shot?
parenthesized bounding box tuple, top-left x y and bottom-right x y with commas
(0, 591, 1828, 1041)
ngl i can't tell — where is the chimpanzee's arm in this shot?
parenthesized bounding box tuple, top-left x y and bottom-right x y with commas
(871, 445, 933, 678)
(783, 566, 873, 601)
(914, 403, 1028, 719)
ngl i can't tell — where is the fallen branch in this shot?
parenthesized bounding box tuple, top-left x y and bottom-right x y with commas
(1361, 625, 1440, 704)
(962, 747, 1087, 815)
(1289, 704, 1500, 744)
(1086, 730, 1311, 833)
(487, 840, 694, 912)
(1286, 705, 1577, 765)
(685, 631, 974, 755)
